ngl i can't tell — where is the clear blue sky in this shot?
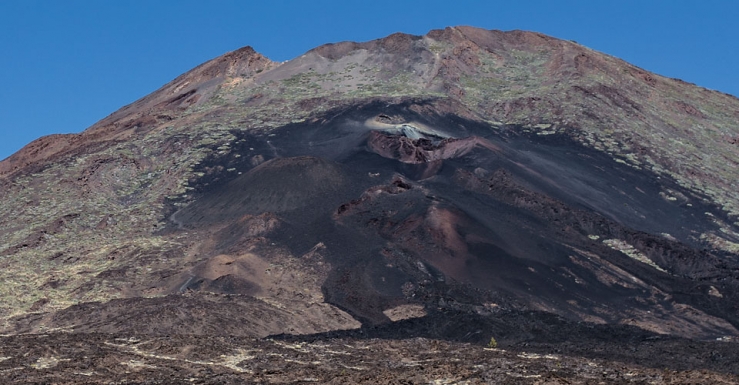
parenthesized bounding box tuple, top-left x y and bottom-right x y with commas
(1, 0, 738, 160)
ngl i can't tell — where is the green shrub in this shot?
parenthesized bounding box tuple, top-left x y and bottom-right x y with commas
(488, 337, 498, 349)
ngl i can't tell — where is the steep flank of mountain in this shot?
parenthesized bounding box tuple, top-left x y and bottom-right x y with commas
(0, 26, 738, 363)
(0, 46, 275, 179)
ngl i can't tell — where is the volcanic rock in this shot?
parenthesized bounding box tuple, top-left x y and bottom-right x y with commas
(1, 26, 738, 382)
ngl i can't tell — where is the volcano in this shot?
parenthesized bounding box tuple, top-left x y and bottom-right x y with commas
(1, 27, 739, 383)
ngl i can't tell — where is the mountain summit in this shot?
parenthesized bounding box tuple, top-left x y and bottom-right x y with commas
(1, 26, 739, 382)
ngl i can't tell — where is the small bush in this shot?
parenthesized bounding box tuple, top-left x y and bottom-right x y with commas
(488, 337, 498, 349)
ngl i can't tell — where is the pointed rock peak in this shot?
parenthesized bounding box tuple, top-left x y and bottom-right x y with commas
(223, 45, 261, 59)
(189, 45, 275, 81)
(83, 45, 277, 138)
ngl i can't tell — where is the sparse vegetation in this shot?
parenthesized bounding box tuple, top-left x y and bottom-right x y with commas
(487, 337, 498, 349)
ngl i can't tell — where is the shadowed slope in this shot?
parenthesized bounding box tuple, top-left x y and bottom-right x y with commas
(144, 101, 739, 338)
(174, 156, 349, 226)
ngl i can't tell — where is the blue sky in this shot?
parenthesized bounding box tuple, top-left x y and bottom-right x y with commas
(1, 0, 738, 160)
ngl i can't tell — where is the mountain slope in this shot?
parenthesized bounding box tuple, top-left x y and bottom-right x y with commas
(0, 26, 738, 347)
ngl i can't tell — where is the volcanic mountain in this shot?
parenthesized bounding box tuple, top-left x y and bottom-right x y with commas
(1, 26, 739, 382)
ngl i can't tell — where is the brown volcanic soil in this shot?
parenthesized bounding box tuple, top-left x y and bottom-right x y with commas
(9, 292, 358, 337)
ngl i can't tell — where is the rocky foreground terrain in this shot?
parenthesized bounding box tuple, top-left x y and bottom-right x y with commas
(1, 26, 739, 383)
(2, 330, 738, 384)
